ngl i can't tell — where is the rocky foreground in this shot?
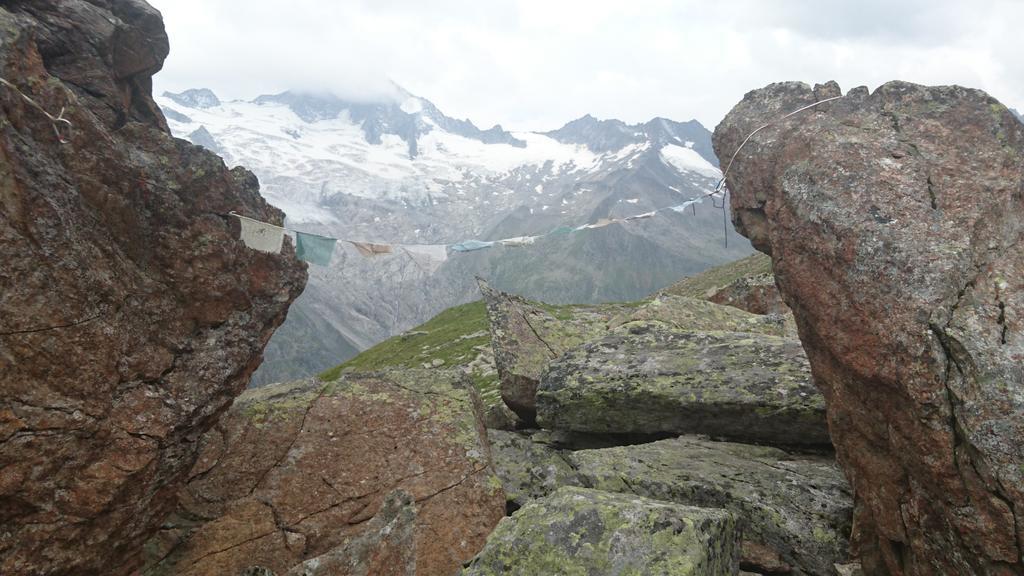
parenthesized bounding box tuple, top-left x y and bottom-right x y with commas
(0, 2, 306, 575)
(149, 256, 858, 576)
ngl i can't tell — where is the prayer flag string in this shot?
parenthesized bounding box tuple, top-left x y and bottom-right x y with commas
(228, 191, 720, 267)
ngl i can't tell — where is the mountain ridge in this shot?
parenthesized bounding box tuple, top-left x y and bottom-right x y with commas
(157, 85, 752, 386)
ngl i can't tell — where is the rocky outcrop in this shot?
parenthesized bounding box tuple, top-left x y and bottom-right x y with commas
(537, 322, 829, 447)
(461, 486, 739, 575)
(571, 436, 853, 575)
(715, 81, 1024, 574)
(478, 279, 623, 423)
(142, 372, 505, 576)
(0, 2, 307, 575)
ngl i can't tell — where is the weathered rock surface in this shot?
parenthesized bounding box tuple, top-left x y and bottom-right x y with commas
(708, 271, 790, 317)
(715, 80, 1024, 574)
(0, 2, 307, 574)
(478, 279, 622, 423)
(608, 293, 794, 337)
(571, 436, 853, 575)
(280, 490, 417, 576)
(141, 372, 505, 576)
(537, 322, 829, 447)
(487, 429, 583, 508)
(461, 486, 739, 576)
(480, 279, 801, 425)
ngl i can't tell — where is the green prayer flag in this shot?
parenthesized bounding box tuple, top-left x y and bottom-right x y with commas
(295, 231, 337, 266)
(547, 225, 575, 237)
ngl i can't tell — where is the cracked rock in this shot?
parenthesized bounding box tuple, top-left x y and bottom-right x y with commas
(715, 80, 1024, 575)
(141, 371, 505, 576)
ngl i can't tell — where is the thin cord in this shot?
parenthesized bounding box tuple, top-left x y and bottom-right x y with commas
(714, 95, 843, 194)
(0, 77, 73, 144)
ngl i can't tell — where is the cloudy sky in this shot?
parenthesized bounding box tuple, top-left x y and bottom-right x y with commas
(150, 0, 1024, 131)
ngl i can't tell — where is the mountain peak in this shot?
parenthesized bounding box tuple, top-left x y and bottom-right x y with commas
(162, 88, 220, 109)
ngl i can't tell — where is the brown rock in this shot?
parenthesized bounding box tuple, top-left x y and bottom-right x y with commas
(0, 2, 306, 575)
(715, 80, 1024, 574)
(142, 372, 506, 576)
(707, 271, 790, 317)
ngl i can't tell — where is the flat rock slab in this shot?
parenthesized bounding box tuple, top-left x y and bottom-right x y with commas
(141, 371, 505, 576)
(608, 294, 795, 337)
(537, 322, 829, 447)
(570, 435, 853, 576)
(461, 486, 739, 576)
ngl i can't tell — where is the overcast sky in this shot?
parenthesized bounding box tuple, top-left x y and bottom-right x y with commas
(150, 0, 1024, 131)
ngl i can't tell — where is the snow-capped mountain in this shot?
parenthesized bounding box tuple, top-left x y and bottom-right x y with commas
(157, 87, 752, 386)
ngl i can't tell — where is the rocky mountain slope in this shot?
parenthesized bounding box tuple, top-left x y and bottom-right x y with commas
(0, 2, 306, 575)
(716, 80, 1024, 575)
(157, 87, 753, 386)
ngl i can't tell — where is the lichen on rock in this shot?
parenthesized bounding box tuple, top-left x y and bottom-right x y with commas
(461, 486, 739, 576)
(536, 323, 829, 447)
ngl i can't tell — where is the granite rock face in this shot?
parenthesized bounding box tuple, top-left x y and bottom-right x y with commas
(142, 372, 505, 576)
(0, 2, 307, 574)
(537, 322, 829, 447)
(461, 486, 739, 576)
(715, 80, 1024, 574)
(571, 436, 853, 576)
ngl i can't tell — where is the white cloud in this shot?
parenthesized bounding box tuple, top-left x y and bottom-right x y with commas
(149, 0, 1024, 130)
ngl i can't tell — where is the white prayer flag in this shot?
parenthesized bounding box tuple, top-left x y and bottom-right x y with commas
(402, 244, 449, 274)
(237, 216, 285, 253)
(498, 236, 537, 247)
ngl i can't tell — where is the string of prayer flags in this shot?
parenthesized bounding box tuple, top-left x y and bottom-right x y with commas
(349, 241, 394, 257)
(236, 214, 285, 253)
(228, 191, 718, 267)
(402, 244, 449, 273)
(295, 231, 337, 266)
(670, 199, 702, 213)
(451, 239, 494, 252)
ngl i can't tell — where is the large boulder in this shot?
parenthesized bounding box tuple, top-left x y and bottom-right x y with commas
(480, 279, 798, 425)
(461, 486, 739, 576)
(141, 372, 505, 576)
(0, 2, 306, 574)
(478, 279, 621, 423)
(537, 322, 829, 447)
(715, 80, 1024, 574)
(571, 436, 853, 575)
